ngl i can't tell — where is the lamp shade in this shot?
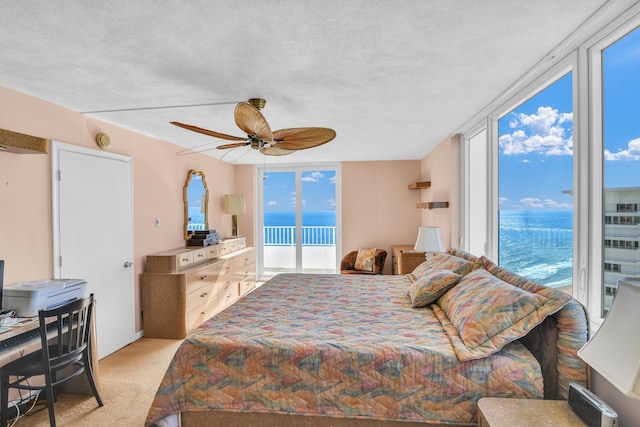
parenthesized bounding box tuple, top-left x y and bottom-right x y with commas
(414, 226, 445, 253)
(578, 277, 640, 400)
(224, 194, 246, 215)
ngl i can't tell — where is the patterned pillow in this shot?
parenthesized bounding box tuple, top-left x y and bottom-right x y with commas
(354, 248, 376, 272)
(410, 252, 478, 282)
(434, 267, 571, 361)
(408, 269, 462, 308)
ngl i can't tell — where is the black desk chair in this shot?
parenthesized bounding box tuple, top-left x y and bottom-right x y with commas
(0, 294, 103, 427)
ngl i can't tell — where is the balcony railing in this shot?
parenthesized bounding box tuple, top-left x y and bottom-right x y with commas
(264, 226, 336, 246)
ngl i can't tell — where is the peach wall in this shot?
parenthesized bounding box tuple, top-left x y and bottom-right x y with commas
(341, 161, 422, 274)
(0, 85, 235, 332)
(419, 134, 460, 249)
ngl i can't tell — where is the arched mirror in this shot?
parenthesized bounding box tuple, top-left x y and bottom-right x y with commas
(184, 170, 209, 240)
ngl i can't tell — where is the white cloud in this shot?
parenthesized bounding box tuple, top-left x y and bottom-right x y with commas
(544, 198, 572, 209)
(499, 197, 508, 204)
(499, 106, 573, 156)
(520, 197, 544, 208)
(327, 198, 335, 208)
(604, 137, 640, 161)
(268, 200, 277, 206)
(302, 171, 325, 182)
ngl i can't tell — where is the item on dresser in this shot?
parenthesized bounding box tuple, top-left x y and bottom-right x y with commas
(141, 237, 255, 339)
(186, 229, 221, 246)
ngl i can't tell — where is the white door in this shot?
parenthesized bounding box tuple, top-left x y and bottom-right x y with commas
(52, 142, 135, 359)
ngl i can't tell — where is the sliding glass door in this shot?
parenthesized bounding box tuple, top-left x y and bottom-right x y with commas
(257, 165, 341, 279)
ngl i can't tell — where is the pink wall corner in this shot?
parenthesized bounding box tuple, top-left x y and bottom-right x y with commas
(419, 134, 460, 250)
(0, 85, 235, 332)
(234, 165, 256, 247)
(341, 160, 422, 274)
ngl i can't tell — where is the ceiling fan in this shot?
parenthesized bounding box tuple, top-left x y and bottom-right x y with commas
(171, 98, 336, 156)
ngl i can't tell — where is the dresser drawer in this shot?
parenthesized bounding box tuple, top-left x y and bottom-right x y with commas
(186, 262, 221, 294)
(218, 282, 239, 309)
(235, 250, 255, 268)
(192, 248, 208, 265)
(186, 282, 217, 311)
(206, 244, 220, 258)
(239, 280, 256, 296)
(187, 296, 219, 331)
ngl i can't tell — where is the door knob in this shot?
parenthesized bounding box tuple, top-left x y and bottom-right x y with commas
(123, 262, 133, 268)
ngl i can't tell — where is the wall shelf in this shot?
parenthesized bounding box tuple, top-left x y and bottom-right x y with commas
(408, 181, 431, 190)
(416, 201, 449, 209)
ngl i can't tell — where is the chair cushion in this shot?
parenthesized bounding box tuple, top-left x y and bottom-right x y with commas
(354, 248, 376, 272)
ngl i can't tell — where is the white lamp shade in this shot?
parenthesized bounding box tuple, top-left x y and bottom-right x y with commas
(578, 277, 640, 400)
(414, 226, 445, 253)
(224, 194, 246, 215)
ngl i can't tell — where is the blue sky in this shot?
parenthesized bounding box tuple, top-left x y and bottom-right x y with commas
(498, 26, 640, 211)
(263, 170, 336, 212)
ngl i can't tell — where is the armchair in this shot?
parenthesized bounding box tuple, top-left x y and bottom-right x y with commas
(340, 249, 387, 275)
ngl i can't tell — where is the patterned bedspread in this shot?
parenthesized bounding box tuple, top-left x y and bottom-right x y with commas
(146, 273, 543, 426)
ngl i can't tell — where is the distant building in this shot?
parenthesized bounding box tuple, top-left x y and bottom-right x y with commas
(603, 187, 640, 314)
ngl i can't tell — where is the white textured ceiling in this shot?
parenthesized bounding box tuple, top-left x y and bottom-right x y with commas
(0, 0, 612, 164)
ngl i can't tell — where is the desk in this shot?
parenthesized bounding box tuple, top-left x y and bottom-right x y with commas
(391, 245, 426, 275)
(0, 314, 100, 396)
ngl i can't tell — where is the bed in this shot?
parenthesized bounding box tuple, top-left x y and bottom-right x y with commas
(145, 249, 589, 426)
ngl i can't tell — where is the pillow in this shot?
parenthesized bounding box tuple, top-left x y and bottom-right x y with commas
(354, 248, 376, 272)
(434, 267, 571, 361)
(410, 252, 478, 282)
(408, 269, 462, 308)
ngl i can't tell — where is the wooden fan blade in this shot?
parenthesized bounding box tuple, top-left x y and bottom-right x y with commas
(260, 145, 295, 156)
(171, 121, 245, 141)
(216, 142, 250, 150)
(272, 127, 336, 150)
(234, 102, 273, 142)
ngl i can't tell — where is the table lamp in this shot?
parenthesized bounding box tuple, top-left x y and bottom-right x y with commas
(414, 226, 445, 259)
(578, 277, 640, 400)
(224, 194, 246, 237)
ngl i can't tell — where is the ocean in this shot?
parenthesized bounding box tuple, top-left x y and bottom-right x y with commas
(499, 210, 573, 288)
(264, 211, 336, 226)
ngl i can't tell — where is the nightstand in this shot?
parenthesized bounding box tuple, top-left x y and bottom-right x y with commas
(391, 245, 426, 275)
(477, 398, 587, 427)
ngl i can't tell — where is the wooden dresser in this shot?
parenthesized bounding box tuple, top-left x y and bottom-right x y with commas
(141, 237, 256, 339)
(391, 245, 426, 275)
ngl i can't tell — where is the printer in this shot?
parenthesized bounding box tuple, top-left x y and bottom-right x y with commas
(4, 279, 88, 317)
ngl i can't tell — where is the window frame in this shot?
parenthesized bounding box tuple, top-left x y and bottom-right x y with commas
(459, 4, 640, 326)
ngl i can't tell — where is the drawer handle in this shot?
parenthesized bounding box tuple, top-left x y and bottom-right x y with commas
(200, 275, 208, 280)
(200, 310, 208, 315)
(200, 292, 208, 297)
(182, 257, 190, 262)
(197, 253, 204, 258)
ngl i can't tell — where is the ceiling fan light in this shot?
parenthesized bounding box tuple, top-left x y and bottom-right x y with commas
(248, 98, 266, 110)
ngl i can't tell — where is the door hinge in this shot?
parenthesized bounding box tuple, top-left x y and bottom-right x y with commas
(57, 170, 62, 181)
(59, 255, 63, 267)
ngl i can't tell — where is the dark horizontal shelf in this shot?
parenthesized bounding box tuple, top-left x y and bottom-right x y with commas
(408, 181, 431, 190)
(416, 201, 449, 209)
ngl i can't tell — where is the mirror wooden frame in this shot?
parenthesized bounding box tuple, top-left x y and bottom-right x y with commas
(184, 170, 209, 240)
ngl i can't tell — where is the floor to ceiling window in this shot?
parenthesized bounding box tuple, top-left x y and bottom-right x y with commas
(497, 72, 574, 295)
(599, 24, 640, 316)
(257, 164, 341, 279)
(460, 6, 640, 323)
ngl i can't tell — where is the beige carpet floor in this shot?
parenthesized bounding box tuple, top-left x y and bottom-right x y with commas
(10, 337, 182, 427)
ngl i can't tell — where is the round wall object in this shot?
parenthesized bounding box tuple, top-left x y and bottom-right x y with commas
(96, 132, 111, 149)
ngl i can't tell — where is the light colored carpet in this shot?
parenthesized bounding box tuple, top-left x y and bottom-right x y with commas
(11, 338, 182, 427)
